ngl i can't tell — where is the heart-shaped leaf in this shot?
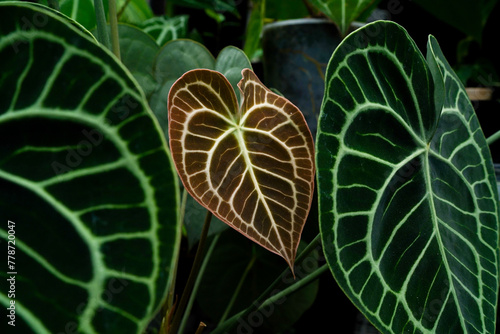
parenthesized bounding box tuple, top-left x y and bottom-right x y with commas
(317, 21, 499, 333)
(168, 68, 315, 270)
(0, 3, 179, 333)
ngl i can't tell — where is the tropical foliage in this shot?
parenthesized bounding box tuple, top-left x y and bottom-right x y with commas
(0, 1, 498, 333)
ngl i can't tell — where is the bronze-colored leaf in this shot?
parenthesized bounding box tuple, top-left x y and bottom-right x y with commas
(168, 68, 315, 270)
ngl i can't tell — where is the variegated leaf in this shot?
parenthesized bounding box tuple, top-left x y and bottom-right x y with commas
(168, 69, 315, 270)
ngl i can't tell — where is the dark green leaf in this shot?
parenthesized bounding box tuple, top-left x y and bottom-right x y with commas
(413, 0, 498, 42)
(317, 20, 499, 333)
(0, 3, 180, 333)
(140, 15, 189, 47)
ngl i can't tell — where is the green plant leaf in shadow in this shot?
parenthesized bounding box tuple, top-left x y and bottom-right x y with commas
(412, 0, 497, 43)
(0, 3, 180, 333)
(183, 193, 228, 250)
(197, 231, 319, 333)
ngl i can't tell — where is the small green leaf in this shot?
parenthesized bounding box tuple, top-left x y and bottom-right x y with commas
(317, 21, 499, 333)
(0, 3, 180, 333)
(307, 0, 380, 36)
(215, 46, 253, 102)
(140, 15, 189, 46)
(243, 0, 264, 61)
(149, 39, 215, 138)
(104, 24, 160, 97)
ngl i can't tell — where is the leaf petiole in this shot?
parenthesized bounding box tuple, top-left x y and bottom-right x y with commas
(169, 209, 213, 334)
(93, 0, 110, 50)
(108, 0, 121, 60)
(486, 129, 500, 146)
(218, 248, 257, 325)
(178, 233, 221, 334)
(212, 234, 323, 333)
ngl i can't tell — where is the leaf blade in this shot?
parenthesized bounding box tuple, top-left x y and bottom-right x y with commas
(317, 20, 499, 333)
(0, 3, 180, 333)
(169, 68, 315, 269)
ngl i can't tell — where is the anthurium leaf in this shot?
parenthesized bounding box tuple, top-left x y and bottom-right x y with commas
(307, 0, 380, 36)
(317, 20, 499, 333)
(140, 15, 189, 47)
(168, 68, 315, 270)
(0, 3, 179, 333)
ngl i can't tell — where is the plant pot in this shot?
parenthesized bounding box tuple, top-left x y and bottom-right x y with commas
(262, 18, 342, 137)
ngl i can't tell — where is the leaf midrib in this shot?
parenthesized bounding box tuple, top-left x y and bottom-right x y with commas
(233, 126, 286, 256)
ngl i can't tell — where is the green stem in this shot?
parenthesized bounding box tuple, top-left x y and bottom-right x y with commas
(169, 210, 213, 334)
(218, 249, 257, 325)
(93, 0, 110, 50)
(257, 264, 328, 309)
(165, 0, 174, 17)
(108, 0, 121, 60)
(178, 233, 221, 334)
(486, 129, 500, 146)
(212, 234, 323, 334)
(214, 263, 329, 334)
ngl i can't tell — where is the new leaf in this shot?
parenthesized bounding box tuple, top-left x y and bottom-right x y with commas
(168, 69, 315, 270)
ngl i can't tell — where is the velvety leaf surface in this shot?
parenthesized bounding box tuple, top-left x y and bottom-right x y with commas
(317, 21, 499, 333)
(168, 69, 315, 269)
(0, 3, 179, 333)
(90, 24, 160, 97)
